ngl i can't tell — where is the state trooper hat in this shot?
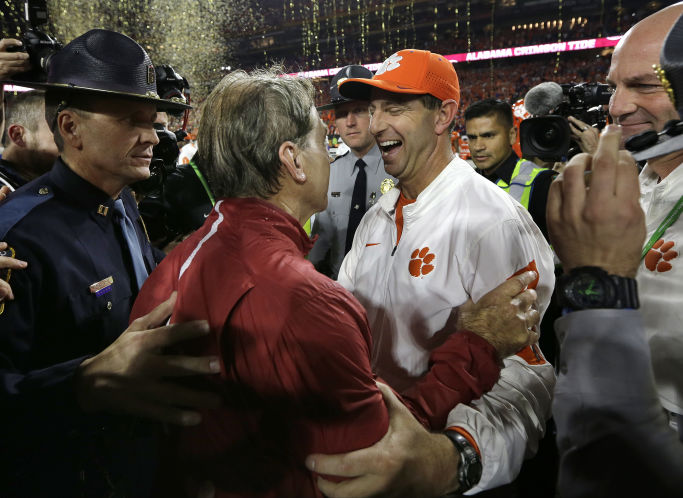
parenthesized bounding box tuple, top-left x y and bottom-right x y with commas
(6, 29, 190, 112)
(317, 64, 373, 110)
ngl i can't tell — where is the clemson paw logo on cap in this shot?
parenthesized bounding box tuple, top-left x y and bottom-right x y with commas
(376, 53, 403, 75)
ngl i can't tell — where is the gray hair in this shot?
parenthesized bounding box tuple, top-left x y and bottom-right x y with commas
(2, 90, 46, 147)
(196, 67, 316, 199)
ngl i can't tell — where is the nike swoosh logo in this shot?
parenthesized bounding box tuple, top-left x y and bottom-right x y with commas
(365, 243, 381, 247)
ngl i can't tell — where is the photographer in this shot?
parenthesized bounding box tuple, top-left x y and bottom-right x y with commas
(136, 66, 214, 251)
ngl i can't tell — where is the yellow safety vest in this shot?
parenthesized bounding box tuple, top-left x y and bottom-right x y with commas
(496, 158, 546, 209)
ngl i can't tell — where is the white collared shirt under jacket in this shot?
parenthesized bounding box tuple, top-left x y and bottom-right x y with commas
(638, 161, 683, 418)
(338, 156, 556, 493)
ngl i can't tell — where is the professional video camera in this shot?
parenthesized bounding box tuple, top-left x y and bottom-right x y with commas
(131, 64, 190, 197)
(7, 0, 62, 81)
(134, 66, 212, 249)
(520, 81, 613, 161)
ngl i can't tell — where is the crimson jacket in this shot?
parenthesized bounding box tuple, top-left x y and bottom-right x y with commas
(131, 197, 499, 497)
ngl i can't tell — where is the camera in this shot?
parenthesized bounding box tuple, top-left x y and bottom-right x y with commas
(6, 1, 62, 81)
(154, 64, 190, 118)
(521, 82, 613, 161)
(133, 66, 212, 249)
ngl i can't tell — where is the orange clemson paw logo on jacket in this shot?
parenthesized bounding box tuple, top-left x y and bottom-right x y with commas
(644, 239, 678, 272)
(409, 247, 435, 277)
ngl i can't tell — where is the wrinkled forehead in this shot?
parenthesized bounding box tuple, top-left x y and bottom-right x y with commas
(608, 35, 662, 82)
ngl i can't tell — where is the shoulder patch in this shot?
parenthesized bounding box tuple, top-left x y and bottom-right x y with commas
(0, 185, 55, 240)
(332, 149, 350, 162)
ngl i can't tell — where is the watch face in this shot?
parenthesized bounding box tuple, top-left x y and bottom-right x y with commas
(563, 269, 616, 309)
(572, 274, 606, 307)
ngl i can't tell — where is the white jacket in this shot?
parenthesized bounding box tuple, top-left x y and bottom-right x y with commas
(638, 162, 683, 416)
(339, 157, 556, 493)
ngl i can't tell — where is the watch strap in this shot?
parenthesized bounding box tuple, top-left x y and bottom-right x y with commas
(558, 266, 639, 310)
(443, 429, 482, 495)
(608, 273, 639, 309)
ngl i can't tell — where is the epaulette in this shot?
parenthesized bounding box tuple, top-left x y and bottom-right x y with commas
(332, 148, 350, 162)
(0, 183, 55, 240)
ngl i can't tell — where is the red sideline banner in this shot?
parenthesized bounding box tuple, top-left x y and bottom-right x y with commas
(288, 36, 622, 78)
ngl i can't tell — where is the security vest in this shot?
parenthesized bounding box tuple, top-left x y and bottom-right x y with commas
(496, 158, 546, 209)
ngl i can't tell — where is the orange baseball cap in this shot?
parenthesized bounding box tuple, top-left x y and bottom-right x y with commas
(338, 49, 460, 104)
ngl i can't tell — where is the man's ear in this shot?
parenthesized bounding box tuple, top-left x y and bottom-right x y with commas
(58, 110, 83, 150)
(279, 141, 306, 183)
(509, 125, 518, 146)
(7, 124, 27, 147)
(435, 99, 458, 135)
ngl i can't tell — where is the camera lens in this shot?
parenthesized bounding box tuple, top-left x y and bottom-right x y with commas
(530, 119, 567, 152)
(520, 115, 571, 160)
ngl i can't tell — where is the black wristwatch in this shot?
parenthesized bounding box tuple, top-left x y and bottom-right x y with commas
(557, 266, 639, 311)
(444, 429, 482, 495)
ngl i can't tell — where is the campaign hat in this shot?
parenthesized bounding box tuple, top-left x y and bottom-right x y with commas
(339, 49, 460, 105)
(317, 64, 373, 110)
(5, 29, 190, 112)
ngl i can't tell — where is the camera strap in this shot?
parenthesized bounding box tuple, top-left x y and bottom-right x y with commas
(641, 194, 683, 260)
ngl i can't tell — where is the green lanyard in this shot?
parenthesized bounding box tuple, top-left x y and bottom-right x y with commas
(641, 195, 683, 260)
(189, 159, 216, 206)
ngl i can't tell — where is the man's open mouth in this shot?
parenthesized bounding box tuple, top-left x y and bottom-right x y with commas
(379, 140, 402, 154)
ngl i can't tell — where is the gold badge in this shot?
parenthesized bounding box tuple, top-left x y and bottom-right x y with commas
(380, 178, 395, 195)
(97, 205, 109, 217)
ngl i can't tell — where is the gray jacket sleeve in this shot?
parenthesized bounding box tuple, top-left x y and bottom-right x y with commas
(553, 309, 683, 497)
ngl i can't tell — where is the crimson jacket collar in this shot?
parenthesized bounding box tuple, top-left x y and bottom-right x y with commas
(216, 197, 316, 256)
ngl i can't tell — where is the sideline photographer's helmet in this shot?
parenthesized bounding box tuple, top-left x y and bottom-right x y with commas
(4, 29, 190, 112)
(317, 64, 373, 110)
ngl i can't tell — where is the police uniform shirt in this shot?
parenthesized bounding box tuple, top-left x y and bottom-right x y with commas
(477, 152, 555, 240)
(0, 158, 160, 497)
(309, 143, 394, 279)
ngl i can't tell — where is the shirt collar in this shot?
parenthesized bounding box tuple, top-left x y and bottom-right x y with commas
(48, 157, 120, 228)
(350, 143, 383, 175)
(477, 151, 519, 185)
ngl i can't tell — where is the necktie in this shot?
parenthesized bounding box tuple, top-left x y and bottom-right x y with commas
(113, 198, 149, 290)
(345, 158, 367, 253)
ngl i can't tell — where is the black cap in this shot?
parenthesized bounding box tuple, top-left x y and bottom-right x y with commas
(660, 12, 683, 118)
(317, 65, 373, 110)
(4, 29, 190, 112)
